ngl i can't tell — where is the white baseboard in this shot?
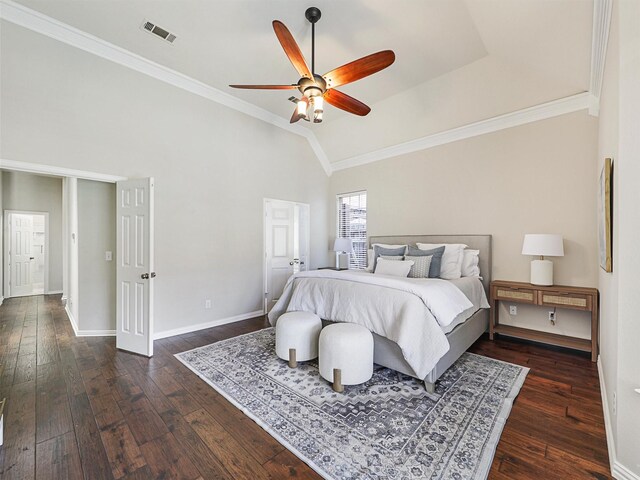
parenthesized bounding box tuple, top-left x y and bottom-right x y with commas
(76, 329, 116, 337)
(153, 309, 264, 340)
(597, 356, 640, 480)
(46, 290, 63, 295)
(64, 305, 116, 337)
(0, 296, 4, 306)
(65, 304, 79, 336)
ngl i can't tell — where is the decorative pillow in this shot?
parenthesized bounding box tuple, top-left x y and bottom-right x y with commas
(416, 243, 467, 279)
(373, 245, 407, 270)
(380, 255, 404, 261)
(407, 246, 445, 278)
(461, 249, 480, 277)
(374, 257, 414, 277)
(372, 243, 408, 252)
(405, 255, 433, 278)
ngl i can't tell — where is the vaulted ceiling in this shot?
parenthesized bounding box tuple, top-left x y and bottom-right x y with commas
(8, 0, 595, 167)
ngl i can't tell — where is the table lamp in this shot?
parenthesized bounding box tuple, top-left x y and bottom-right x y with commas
(333, 238, 353, 270)
(522, 234, 564, 285)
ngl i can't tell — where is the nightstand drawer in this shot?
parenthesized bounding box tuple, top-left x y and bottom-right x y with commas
(538, 291, 592, 310)
(494, 287, 536, 304)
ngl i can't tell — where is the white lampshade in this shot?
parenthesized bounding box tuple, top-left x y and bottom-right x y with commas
(333, 238, 353, 253)
(522, 234, 563, 286)
(522, 234, 564, 257)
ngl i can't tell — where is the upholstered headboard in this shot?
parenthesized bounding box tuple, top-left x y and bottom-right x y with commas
(368, 235, 492, 295)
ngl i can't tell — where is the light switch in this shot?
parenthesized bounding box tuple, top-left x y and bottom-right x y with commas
(105, 251, 113, 261)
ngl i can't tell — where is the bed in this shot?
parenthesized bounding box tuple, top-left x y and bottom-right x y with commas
(269, 234, 492, 392)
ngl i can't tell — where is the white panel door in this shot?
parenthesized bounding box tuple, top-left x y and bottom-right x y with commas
(116, 178, 155, 357)
(10, 214, 34, 297)
(265, 200, 295, 312)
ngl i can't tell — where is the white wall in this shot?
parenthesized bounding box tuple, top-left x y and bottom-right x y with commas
(614, 0, 640, 471)
(78, 179, 116, 332)
(1, 170, 63, 293)
(0, 22, 330, 336)
(329, 111, 599, 337)
(597, 1, 640, 477)
(597, 0, 620, 448)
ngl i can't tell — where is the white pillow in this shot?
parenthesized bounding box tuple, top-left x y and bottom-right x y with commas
(416, 243, 467, 279)
(461, 249, 480, 277)
(365, 249, 375, 272)
(374, 257, 414, 277)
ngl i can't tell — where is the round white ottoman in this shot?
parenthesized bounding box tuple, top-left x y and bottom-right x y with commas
(319, 323, 373, 392)
(275, 311, 322, 368)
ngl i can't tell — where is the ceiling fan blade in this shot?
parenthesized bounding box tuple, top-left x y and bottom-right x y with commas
(229, 84, 298, 90)
(323, 50, 395, 89)
(272, 20, 313, 79)
(324, 89, 371, 116)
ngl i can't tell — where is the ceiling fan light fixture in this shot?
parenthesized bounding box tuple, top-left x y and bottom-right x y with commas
(311, 95, 324, 123)
(296, 97, 309, 119)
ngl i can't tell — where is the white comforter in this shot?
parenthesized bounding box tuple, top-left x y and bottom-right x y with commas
(268, 270, 474, 379)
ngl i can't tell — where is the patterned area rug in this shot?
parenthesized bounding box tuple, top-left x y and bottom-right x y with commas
(175, 328, 528, 480)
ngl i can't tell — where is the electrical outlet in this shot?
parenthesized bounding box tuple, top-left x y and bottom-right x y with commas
(548, 311, 556, 322)
(509, 305, 517, 315)
(205, 299, 212, 309)
(613, 392, 617, 415)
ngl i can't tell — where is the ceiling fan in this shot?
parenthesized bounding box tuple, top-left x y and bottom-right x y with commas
(229, 7, 395, 124)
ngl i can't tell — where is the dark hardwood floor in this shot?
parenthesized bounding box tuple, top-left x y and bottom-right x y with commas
(0, 295, 611, 479)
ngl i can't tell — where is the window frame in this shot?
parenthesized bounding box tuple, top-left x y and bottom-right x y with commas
(336, 190, 367, 269)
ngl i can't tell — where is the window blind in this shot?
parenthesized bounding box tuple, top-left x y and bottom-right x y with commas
(337, 191, 367, 269)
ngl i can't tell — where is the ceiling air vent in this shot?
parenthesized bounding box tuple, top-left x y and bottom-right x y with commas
(141, 20, 177, 44)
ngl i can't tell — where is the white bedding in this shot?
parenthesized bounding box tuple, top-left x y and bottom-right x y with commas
(443, 277, 491, 334)
(268, 270, 479, 379)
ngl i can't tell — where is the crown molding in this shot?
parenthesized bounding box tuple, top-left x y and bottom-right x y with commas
(0, 158, 127, 182)
(588, 0, 613, 116)
(0, 0, 332, 176)
(331, 92, 591, 171)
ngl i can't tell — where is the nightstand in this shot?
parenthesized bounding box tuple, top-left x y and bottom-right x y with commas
(489, 280, 599, 362)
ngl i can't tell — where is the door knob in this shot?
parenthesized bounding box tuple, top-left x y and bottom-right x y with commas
(30, 257, 35, 260)
(141, 272, 156, 280)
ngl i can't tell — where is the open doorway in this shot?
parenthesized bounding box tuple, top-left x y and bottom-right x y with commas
(3, 211, 49, 298)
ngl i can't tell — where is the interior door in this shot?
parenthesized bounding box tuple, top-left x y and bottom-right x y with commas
(265, 200, 295, 312)
(264, 200, 311, 312)
(10, 214, 34, 297)
(116, 178, 155, 357)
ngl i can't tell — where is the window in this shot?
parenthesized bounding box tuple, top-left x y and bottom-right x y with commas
(337, 191, 367, 269)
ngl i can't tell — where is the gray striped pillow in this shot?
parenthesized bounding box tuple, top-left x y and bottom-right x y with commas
(405, 255, 433, 278)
